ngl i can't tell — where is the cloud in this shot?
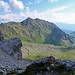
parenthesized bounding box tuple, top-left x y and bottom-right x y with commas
(0, 0, 10, 12)
(23, 6, 75, 24)
(0, 7, 40, 23)
(10, 0, 24, 10)
(35, 0, 43, 3)
(48, 6, 69, 12)
(0, 6, 75, 24)
(39, 6, 75, 24)
(0, 12, 25, 23)
(24, 7, 40, 19)
(48, 0, 58, 2)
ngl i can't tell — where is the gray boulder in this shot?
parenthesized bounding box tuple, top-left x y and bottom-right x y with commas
(0, 30, 4, 41)
(0, 38, 22, 60)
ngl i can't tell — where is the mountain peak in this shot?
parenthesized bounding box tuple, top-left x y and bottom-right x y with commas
(25, 17, 33, 21)
(21, 17, 34, 26)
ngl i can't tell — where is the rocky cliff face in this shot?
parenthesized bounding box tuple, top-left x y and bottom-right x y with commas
(0, 30, 4, 41)
(0, 31, 22, 60)
(0, 38, 22, 60)
(0, 31, 31, 74)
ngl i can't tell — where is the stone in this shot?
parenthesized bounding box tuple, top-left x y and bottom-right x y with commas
(0, 38, 22, 60)
(0, 31, 32, 74)
(47, 67, 50, 70)
(0, 30, 4, 41)
(20, 56, 73, 75)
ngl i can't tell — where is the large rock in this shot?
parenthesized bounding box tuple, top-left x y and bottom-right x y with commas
(0, 38, 22, 60)
(0, 31, 32, 74)
(0, 48, 31, 74)
(20, 56, 73, 75)
(0, 31, 22, 60)
(0, 30, 4, 41)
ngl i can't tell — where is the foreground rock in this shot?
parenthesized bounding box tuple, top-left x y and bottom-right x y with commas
(0, 31, 32, 74)
(0, 38, 22, 60)
(19, 56, 74, 75)
(0, 31, 22, 60)
(0, 48, 31, 74)
(0, 30, 4, 41)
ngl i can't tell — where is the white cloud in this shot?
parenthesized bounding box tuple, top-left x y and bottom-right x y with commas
(0, 6, 75, 24)
(35, 0, 43, 3)
(0, 12, 25, 23)
(0, 7, 40, 23)
(23, 6, 75, 24)
(48, 6, 69, 12)
(0, 0, 10, 12)
(39, 6, 75, 24)
(10, 0, 24, 10)
(24, 7, 40, 19)
(48, 0, 58, 2)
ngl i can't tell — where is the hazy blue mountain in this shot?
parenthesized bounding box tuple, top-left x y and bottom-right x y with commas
(55, 22, 75, 31)
(62, 29, 73, 34)
(70, 31, 75, 37)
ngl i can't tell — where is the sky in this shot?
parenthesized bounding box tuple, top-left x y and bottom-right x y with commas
(0, 0, 75, 30)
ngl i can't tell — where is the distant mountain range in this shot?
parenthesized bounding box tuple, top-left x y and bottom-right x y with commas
(69, 31, 75, 37)
(62, 29, 73, 34)
(55, 22, 75, 31)
(0, 17, 74, 46)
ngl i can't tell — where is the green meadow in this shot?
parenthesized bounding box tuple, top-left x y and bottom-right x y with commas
(21, 43, 75, 60)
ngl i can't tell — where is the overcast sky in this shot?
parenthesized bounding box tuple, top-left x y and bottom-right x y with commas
(0, 0, 75, 30)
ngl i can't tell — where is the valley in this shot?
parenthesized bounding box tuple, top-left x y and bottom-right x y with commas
(21, 43, 75, 60)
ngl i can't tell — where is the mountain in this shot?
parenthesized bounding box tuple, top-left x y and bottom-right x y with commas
(0, 17, 74, 46)
(62, 29, 73, 34)
(55, 22, 75, 31)
(69, 31, 75, 37)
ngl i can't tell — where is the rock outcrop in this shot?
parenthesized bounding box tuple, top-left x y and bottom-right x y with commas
(0, 31, 31, 74)
(0, 30, 4, 41)
(20, 56, 74, 75)
(0, 38, 22, 60)
(0, 31, 22, 60)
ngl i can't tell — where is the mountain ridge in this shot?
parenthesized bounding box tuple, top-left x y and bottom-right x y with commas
(0, 18, 74, 46)
(69, 31, 75, 37)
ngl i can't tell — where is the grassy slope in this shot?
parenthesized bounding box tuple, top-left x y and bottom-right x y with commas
(0, 18, 74, 46)
(0, 24, 45, 43)
(21, 43, 75, 60)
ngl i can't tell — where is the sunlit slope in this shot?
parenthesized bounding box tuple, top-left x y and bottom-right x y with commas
(0, 18, 73, 46)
